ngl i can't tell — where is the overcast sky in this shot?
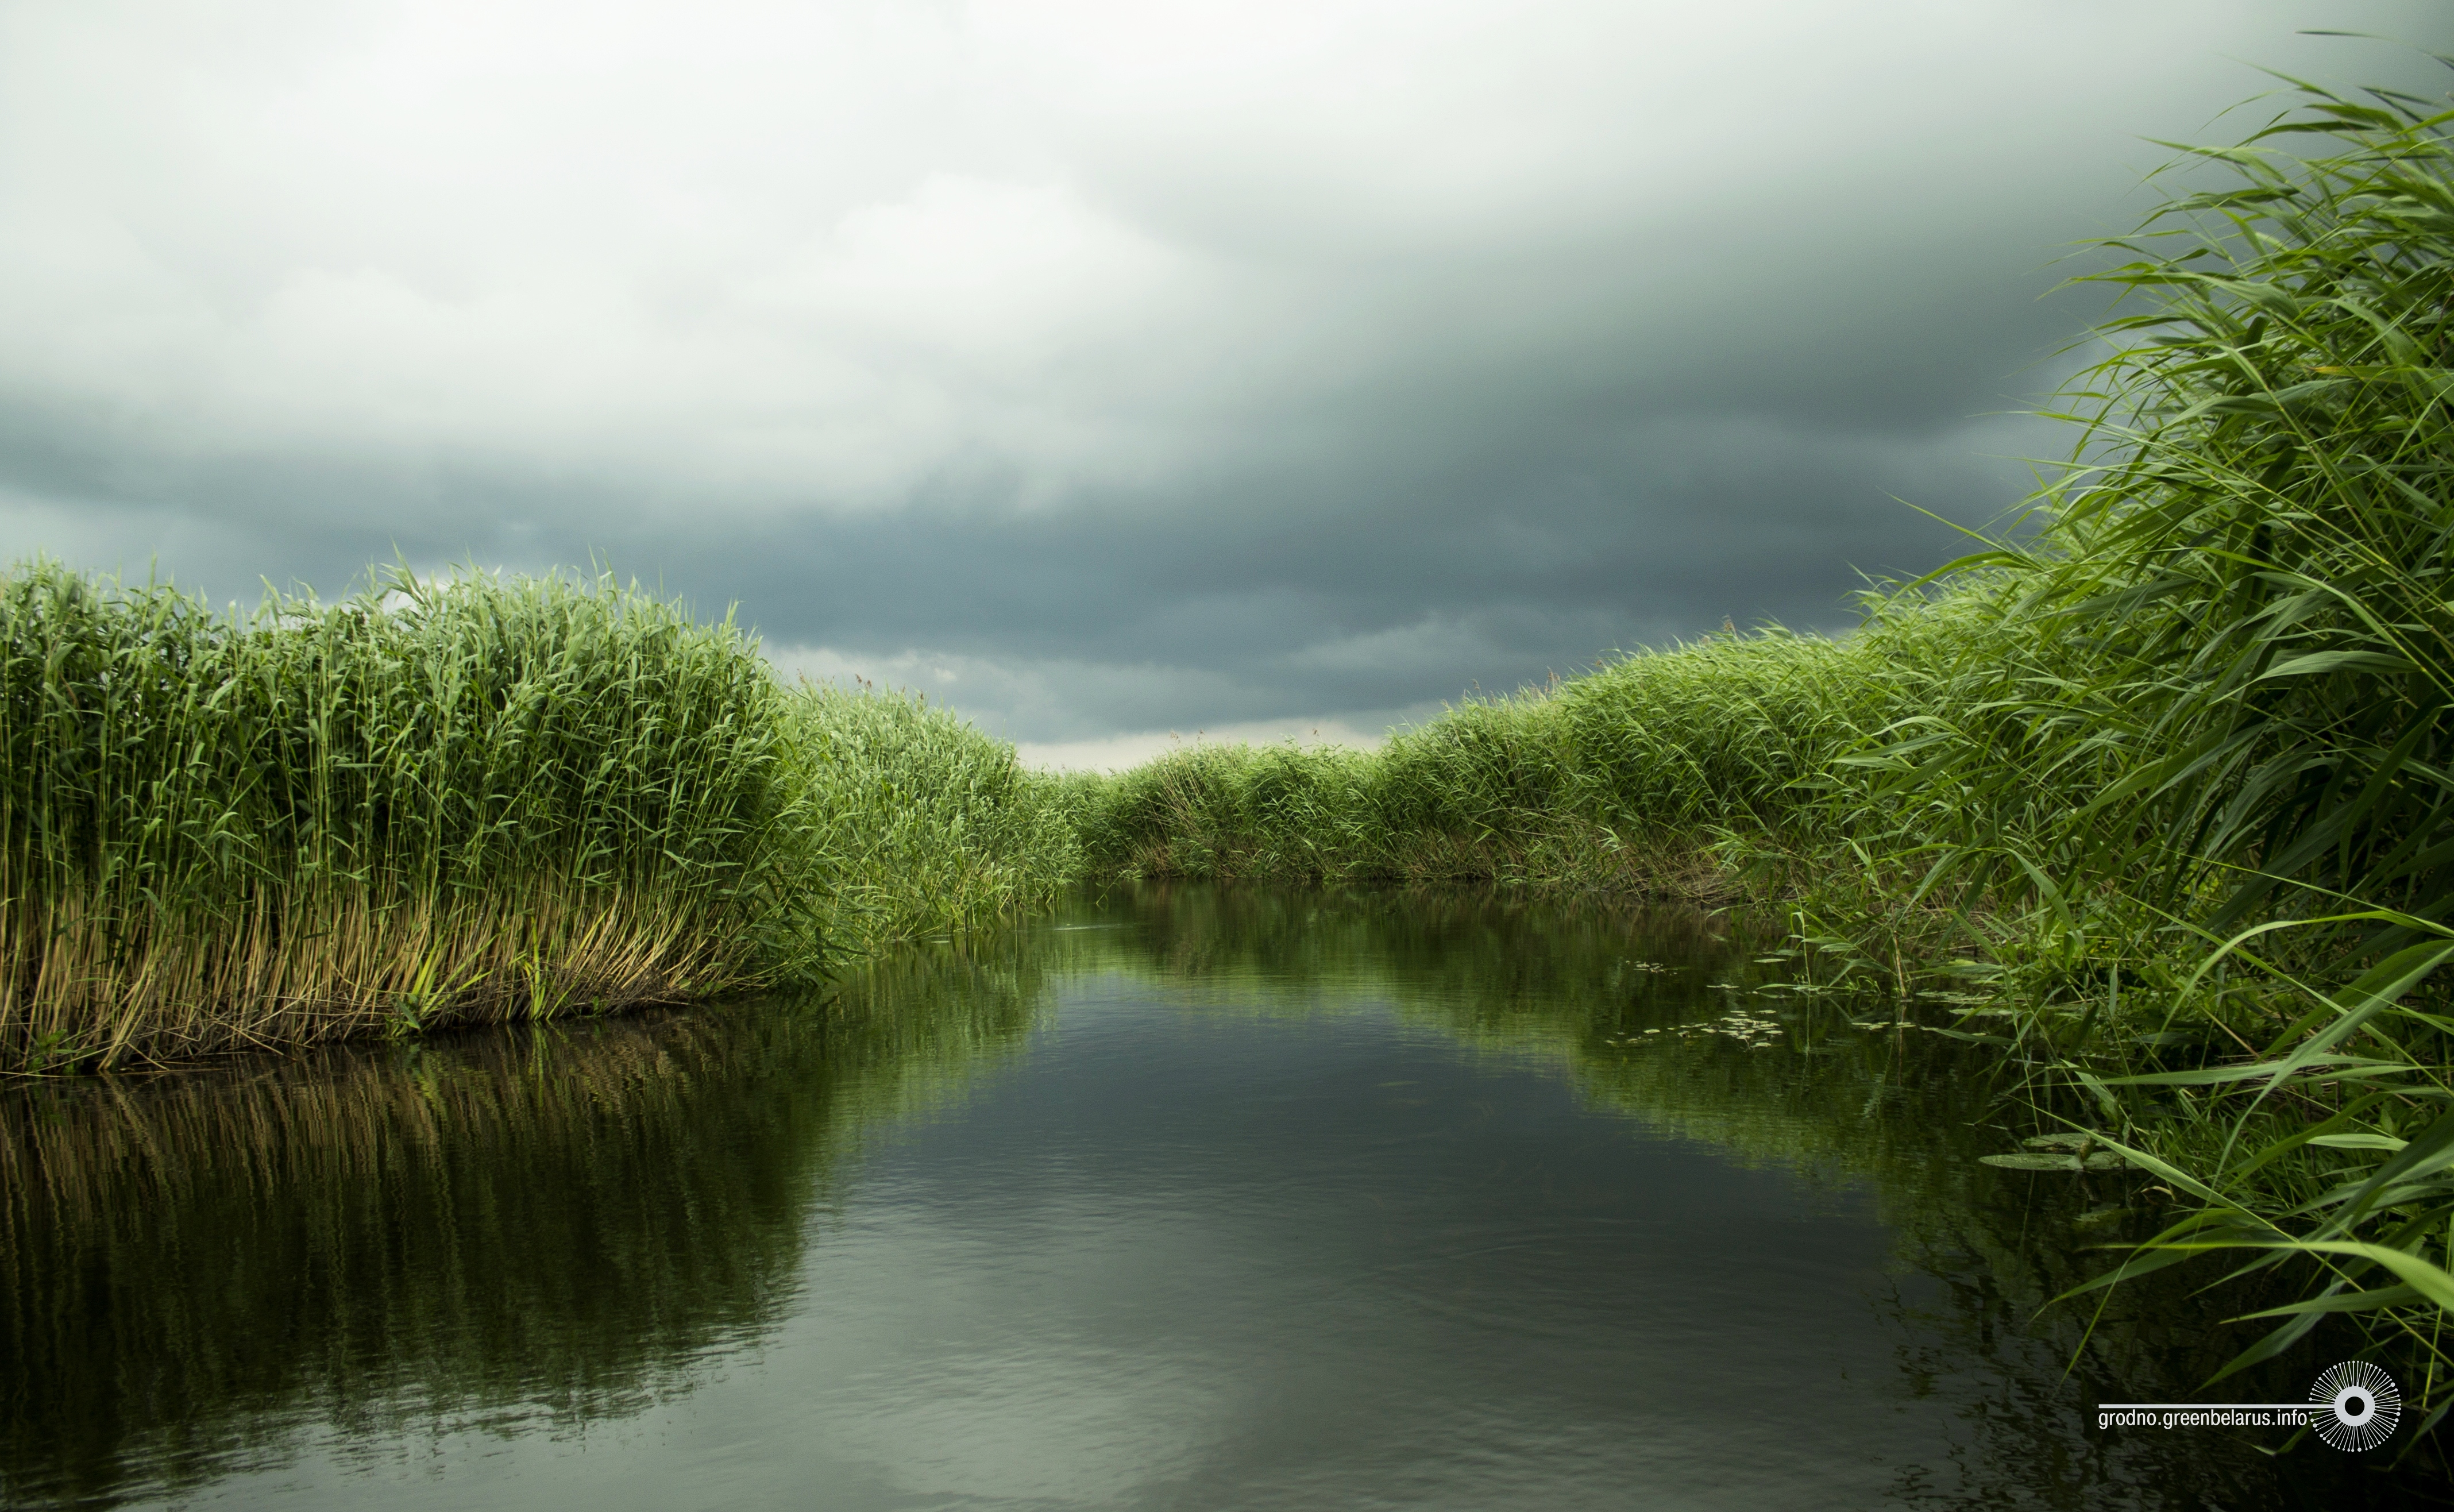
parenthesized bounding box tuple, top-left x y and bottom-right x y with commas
(2, 2, 2448, 766)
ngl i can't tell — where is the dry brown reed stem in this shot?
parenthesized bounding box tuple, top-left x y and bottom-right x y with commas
(0, 880, 744, 1066)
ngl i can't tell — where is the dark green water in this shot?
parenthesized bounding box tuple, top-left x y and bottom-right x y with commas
(0, 885, 2436, 1509)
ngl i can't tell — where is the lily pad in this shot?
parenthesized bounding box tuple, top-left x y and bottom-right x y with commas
(2024, 1132, 2100, 1152)
(1980, 1154, 2085, 1171)
(1980, 1150, 2132, 1172)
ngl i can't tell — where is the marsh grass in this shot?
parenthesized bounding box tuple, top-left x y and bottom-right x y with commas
(1064, 600, 2001, 905)
(0, 563, 1098, 1073)
(1959, 75, 2454, 1429)
(792, 682, 1079, 955)
(0, 564, 825, 1070)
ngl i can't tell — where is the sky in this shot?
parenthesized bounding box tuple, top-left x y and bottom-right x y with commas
(2, 2, 2449, 768)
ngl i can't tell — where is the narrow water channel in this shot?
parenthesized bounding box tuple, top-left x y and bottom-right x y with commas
(0, 886, 2430, 1509)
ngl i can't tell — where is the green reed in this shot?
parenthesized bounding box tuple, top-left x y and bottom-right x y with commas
(1063, 607, 1982, 897)
(790, 681, 1078, 955)
(0, 563, 829, 1069)
(1959, 76, 2454, 1425)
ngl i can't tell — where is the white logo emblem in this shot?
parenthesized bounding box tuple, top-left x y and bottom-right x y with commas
(2309, 1360, 2400, 1453)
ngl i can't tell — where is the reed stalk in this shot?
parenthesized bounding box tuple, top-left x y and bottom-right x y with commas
(0, 564, 825, 1069)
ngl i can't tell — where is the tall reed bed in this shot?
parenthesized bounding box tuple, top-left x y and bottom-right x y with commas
(0, 564, 826, 1070)
(1953, 78, 2454, 1421)
(1065, 601, 2001, 896)
(790, 683, 1079, 955)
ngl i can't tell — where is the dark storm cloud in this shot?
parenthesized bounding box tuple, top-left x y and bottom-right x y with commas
(2, 1, 2448, 759)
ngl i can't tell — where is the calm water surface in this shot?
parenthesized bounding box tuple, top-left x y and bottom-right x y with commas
(1, 886, 2434, 1509)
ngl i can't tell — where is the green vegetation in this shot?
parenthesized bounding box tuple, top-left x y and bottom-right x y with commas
(1064, 610, 1983, 898)
(0, 562, 1085, 1070)
(793, 683, 1077, 957)
(0, 565, 1073, 1072)
(0, 565, 825, 1070)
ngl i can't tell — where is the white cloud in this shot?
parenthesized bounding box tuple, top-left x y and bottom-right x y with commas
(765, 638, 1438, 759)
(1014, 713, 1416, 774)
(5, 0, 2409, 506)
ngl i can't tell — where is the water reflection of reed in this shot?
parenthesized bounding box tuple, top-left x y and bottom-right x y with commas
(1565, 1040, 2395, 1507)
(0, 947, 1043, 1511)
(1101, 878, 1750, 1018)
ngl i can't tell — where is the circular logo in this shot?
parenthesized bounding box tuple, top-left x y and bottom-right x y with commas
(2309, 1360, 2401, 1452)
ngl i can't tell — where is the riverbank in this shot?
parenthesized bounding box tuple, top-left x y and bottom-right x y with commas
(1059, 78, 2454, 1437)
(0, 568, 1071, 1070)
